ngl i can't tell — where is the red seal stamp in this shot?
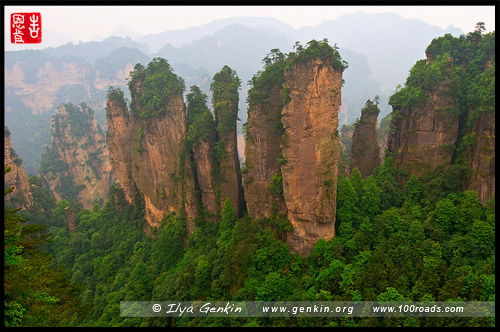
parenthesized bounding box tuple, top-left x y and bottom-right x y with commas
(11, 13, 42, 44)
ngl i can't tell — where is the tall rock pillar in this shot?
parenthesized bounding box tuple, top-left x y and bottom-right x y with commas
(281, 57, 343, 255)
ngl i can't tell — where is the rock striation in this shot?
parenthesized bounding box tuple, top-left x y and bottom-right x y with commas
(377, 113, 391, 162)
(388, 76, 459, 183)
(350, 100, 381, 177)
(106, 59, 199, 233)
(463, 112, 495, 205)
(280, 58, 342, 255)
(186, 86, 218, 218)
(211, 65, 244, 217)
(105, 93, 136, 204)
(40, 103, 112, 209)
(245, 83, 287, 219)
(4, 127, 34, 209)
(388, 31, 495, 204)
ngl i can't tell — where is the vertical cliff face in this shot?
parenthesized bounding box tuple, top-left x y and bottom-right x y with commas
(244, 84, 286, 218)
(4, 127, 34, 209)
(281, 58, 342, 255)
(5, 60, 93, 115)
(464, 112, 495, 205)
(350, 100, 381, 177)
(106, 59, 199, 233)
(192, 137, 218, 216)
(131, 94, 188, 228)
(388, 31, 495, 202)
(377, 113, 391, 162)
(40, 103, 112, 209)
(186, 86, 218, 218)
(338, 123, 355, 177)
(105, 91, 136, 204)
(211, 66, 244, 216)
(388, 78, 459, 182)
(340, 123, 355, 157)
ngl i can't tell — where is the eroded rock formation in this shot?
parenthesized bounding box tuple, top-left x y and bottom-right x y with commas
(388, 79, 459, 182)
(350, 100, 381, 177)
(106, 60, 199, 233)
(388, 32, 495, 205)
(464, 112, 495, 205)
(186, 86, 218, 218)
(211, 65, 244, 216)
(281, 58, 342, 255)
(244, 84, 286, 218)
(4, 127, 34, 209)
(40, 103, 112, 209)
(105, 94, 136, 204)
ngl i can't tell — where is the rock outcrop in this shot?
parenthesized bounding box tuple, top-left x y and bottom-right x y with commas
(5, 60, 93, 115)
(281, 58, 342, 255)
(377, 113, 391, 162)
(464, 112, 495, 205)
(340, 123, 355, 157)
(105, 93, 136, 204)
(338, 123, 355, 177)
(40, 103, 113, 209)
(245, 84, 286, 218)
(350, 100, 381, 177)
(388, 31, 495, 204)
(106, 59, 199, 233)
(4, 127, 34, 209)
(388, 78, 459, 182)
(186, 86, 218, 218)
(211, 65, 244, 216)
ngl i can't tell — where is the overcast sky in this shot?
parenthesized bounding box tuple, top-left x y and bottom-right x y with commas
(4, 5, 496, 46)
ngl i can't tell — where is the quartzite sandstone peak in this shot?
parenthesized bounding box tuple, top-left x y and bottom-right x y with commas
(281, 58, 342, 255)
(387, 77, 459, 182)
(350, 100, 381, 178)
(40, 103, 112, 209)
(4, 127, 34, 209)
(186, 85, 218, 219)
(388, 31, 495, 205)
(105, 92, 136, 205)
(244, 82, 286, 219)
(106, 59, 199, 234)
(463, 111, 495, 205)
(211, 65, 245, 217)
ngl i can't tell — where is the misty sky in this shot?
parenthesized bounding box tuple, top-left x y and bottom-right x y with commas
(4, 5, 495, 48)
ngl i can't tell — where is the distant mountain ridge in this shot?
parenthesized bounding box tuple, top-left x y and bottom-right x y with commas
(5, 12, 465, 176)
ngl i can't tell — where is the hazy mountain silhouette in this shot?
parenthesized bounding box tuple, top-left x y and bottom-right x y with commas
(138, 16, 297, 52)
(4, 12, 465, 175)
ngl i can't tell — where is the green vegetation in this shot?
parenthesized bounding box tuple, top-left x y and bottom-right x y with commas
(247, 40, 348, 108)
(106, 87, 127, 109)
(361, 98, 381, 115)
(211, 65, 241, 137)
(287, 39, 348, 72)
(39, 145, 68, 174)
(7, 31, 494, 328)
(128, 58, 185, 118)
(389, 29, 495, 117)
(268, 173, 284, 198)
(38, 102, 103, 205)
(4, 168, 83, 327)
(210, 65, 241, 195)
(388, 27, 495, 189)
(57, 103, 94, 139)
(18, 154, 494, 327)
(377, 113, 391, 144)
(186, 86, 216, 148)
(247, 49, 287, 107)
